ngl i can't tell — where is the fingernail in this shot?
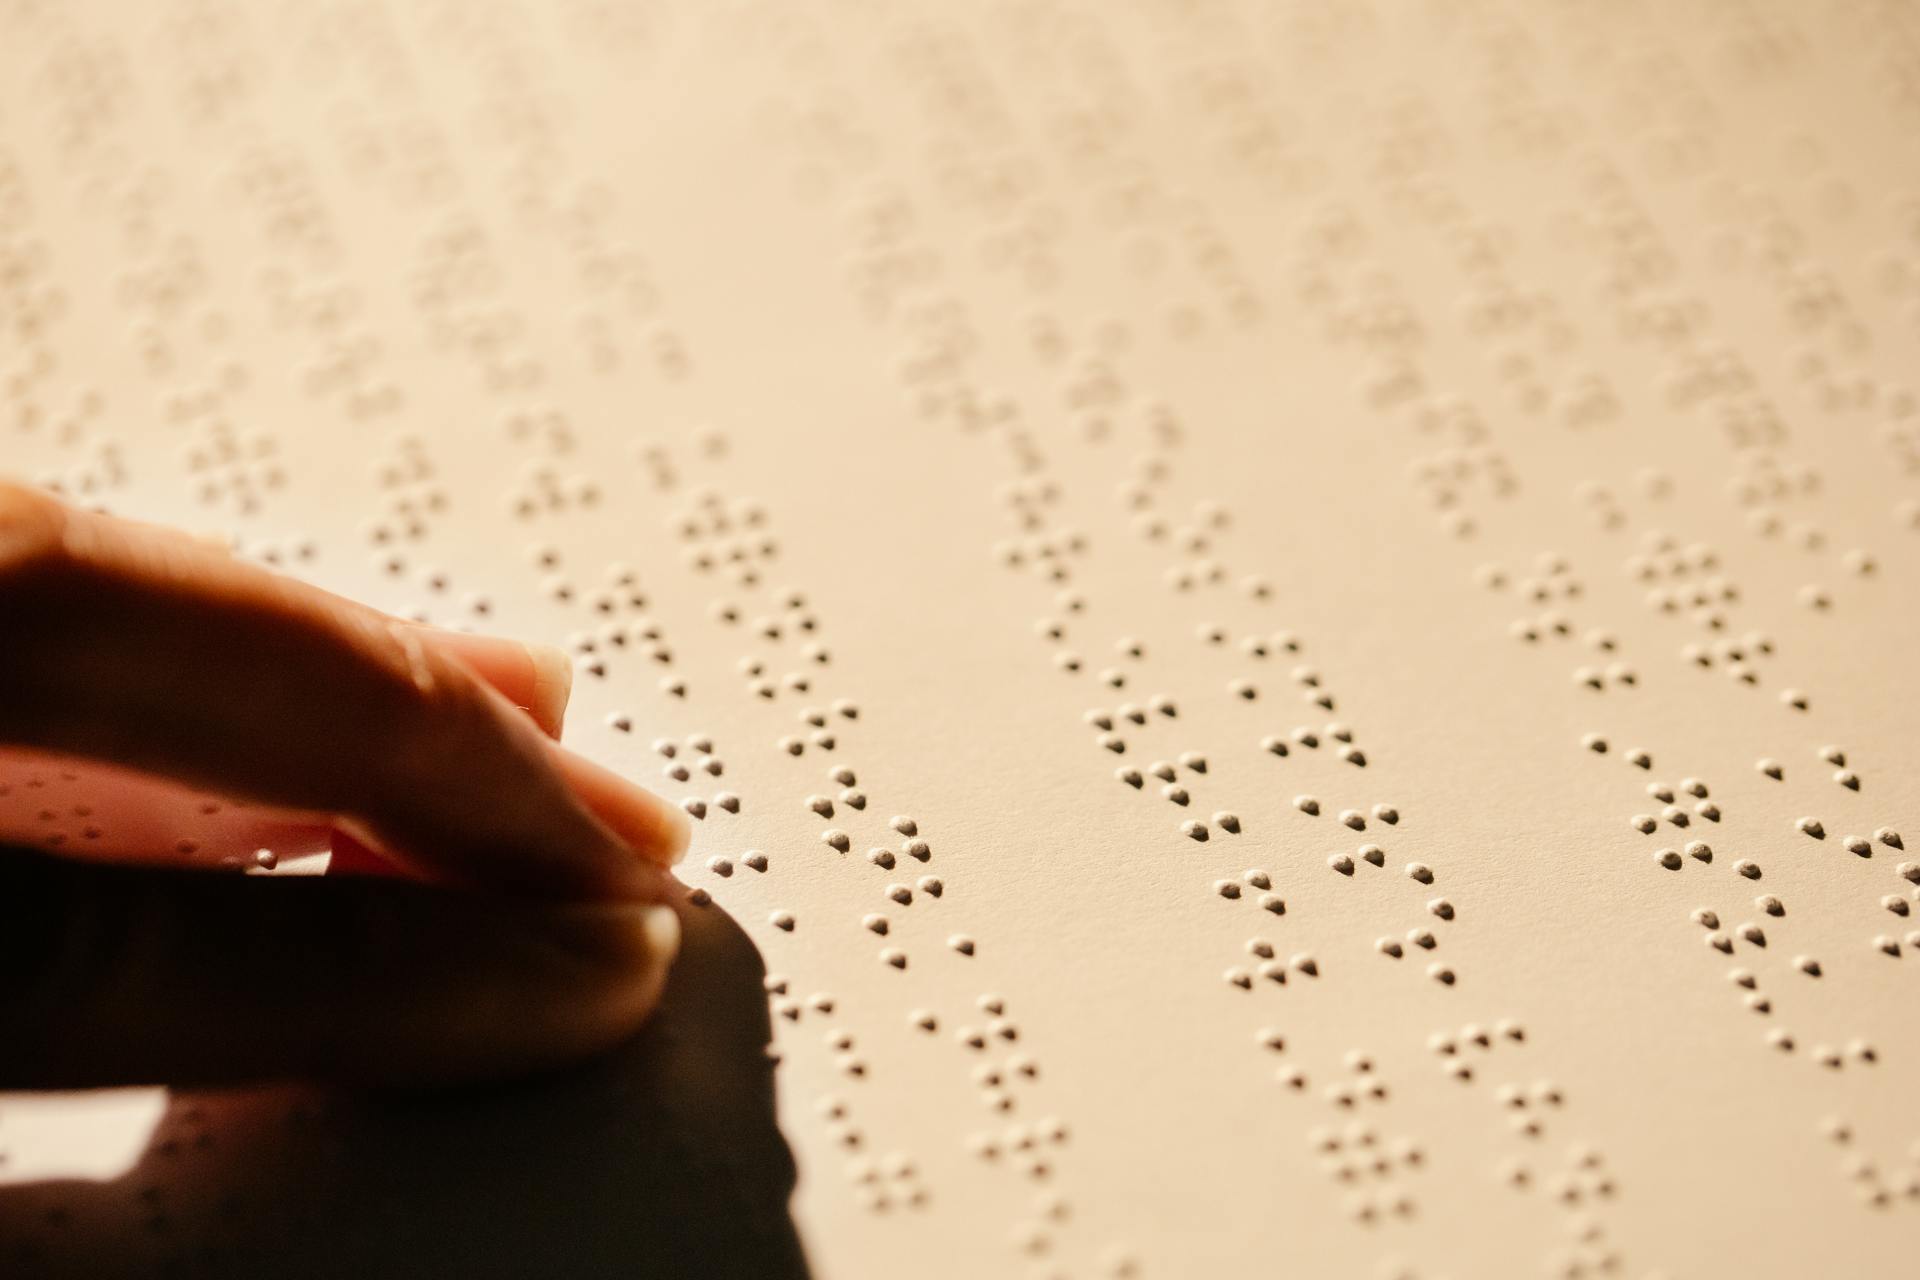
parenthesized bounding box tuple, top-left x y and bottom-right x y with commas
(659, 802, 693, 865)
(547, 899, 682, 969)
(526, 643, 574, 737)
(640, 904, 681, 965)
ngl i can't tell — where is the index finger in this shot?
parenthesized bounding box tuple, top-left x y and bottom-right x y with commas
(0, 482, 686, 900)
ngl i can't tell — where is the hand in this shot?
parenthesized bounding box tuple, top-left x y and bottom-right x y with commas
(0, 481, 690, 1088)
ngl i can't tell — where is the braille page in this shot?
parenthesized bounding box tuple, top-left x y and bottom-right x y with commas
(2, 2, 1918, 1277)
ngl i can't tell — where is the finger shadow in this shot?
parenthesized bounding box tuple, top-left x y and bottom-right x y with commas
(0, 901, 811, 1280)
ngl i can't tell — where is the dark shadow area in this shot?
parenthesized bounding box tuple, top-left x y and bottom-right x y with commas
(0, 902, 811, 1279)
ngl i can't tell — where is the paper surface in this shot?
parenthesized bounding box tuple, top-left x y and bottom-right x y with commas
(2, 2, 1918, 1276)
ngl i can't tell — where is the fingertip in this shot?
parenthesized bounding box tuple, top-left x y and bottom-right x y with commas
(554, 747, 695, 868)
(502, 899, 682, 1068)
(401, 625, 574, 738)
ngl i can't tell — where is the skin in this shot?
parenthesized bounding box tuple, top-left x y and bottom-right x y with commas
(0, 480, 692, 1088)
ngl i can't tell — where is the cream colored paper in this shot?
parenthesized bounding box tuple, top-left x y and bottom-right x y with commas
(2, 2, 1918, 1276)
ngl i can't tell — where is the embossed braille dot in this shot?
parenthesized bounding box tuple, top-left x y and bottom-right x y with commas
(1846, 835, 1872, 857)
(881, 949, 908, 970)
(1244, 870, 1271, 890)
(1735, 859, 1762, 879)
(1216, 879, 1242, 899)
(950, 935, 976, 956)
(1182, 820, 1209, 841)
(1686, 841, 1712, 862)
(1330, 854, 1355, 876)
(1656, 849, 1682, 870)
(1796, 956, 1822, 977)
(1878, 828, 1905, 849)
(1295, 795, 1320, 816)
(744, 851, 768, 872)
(1259, 893, 1286, 915)
(1797, 817, 1825, 839)
(1215, 812, 1242, 834)
(823, 830, 851, 853)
